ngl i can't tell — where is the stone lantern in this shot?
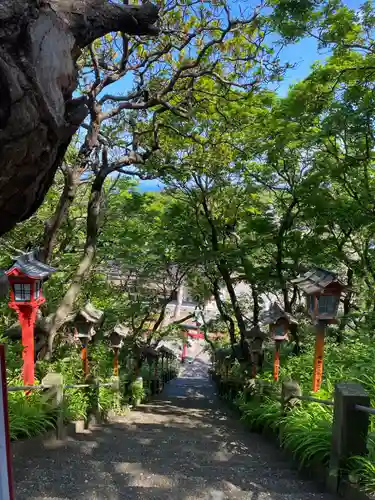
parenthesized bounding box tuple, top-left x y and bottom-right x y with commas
(245, 326, 267, 377)
(74, 302, 104, 376)
(109, 324, 130, 376)
(263, 302, 297, 381)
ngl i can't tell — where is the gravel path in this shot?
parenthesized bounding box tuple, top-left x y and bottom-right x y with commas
(13, 360, 336, 499)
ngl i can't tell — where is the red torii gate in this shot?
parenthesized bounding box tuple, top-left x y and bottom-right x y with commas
(180, 325, 222, 362)
(181, 329, 204, 361)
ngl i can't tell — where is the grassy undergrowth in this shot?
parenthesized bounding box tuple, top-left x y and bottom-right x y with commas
(4, 340, 178, 441)
(219, 334, 375, 495)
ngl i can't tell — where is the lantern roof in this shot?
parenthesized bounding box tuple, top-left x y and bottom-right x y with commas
(113, 323, 131, 337)
(262, 302, 298, 326)
(291, 267, 345, 295)
(6, 251, 56, 279)
(77, 302, 104, 324)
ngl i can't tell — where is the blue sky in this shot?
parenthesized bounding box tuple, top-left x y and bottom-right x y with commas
(123, 0, 360, 192)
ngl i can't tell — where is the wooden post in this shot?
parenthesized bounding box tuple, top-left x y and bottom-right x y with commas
(113, 347, 119, 376)
(273, 341, 281, 381)
(81, 345, 89, 377)
(42, 372, 64, 440)
(327, 382, 370, 494)
(312, 321, 325, 392)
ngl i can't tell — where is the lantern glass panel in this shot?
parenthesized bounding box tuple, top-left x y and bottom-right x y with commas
(307, 295, 314, 313)
(34, 280, 42, 299)
(14, 283, 31, 302)
(318, 295, 338, 315)
(275, 325, 284, 336)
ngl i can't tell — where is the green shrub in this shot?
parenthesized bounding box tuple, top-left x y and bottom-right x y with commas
(5, 340, 134, 439)
(240, 397, 282, 433)
(280, 403, 332, 467)
(131, 378, 145, 405)
(348, 438, 375, 493)
(8, 391, 55, 441)
(215, 332, 375, 492)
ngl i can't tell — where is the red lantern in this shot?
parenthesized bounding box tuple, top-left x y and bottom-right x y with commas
(6, 252, 55, 387)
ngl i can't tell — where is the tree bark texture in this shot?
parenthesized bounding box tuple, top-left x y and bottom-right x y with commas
(199, 192, 248, 348)
(40, 166, 81, 262)
(45, 168, 107, 357)
(211, 278, 236, 348)
(0, 0, 158, 235)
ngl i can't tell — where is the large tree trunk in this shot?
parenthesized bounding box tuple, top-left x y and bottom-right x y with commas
(198, 191, 248, 348)
(337, 267, 353, 343)
(151, 292, 174, 336)
(275, 198, 301, 353)
(217, 261, 247, 347)
(0, 0, 158, 236)
(45, 167, 107, 357)
(40, 166, 81, 262)
(211, 278, 236, 348)
(251, 284, 260, 326)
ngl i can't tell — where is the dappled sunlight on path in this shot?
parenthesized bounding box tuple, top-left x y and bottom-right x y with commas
(13, 358, 336, 499)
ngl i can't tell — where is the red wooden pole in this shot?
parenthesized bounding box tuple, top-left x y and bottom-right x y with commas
(81, 346, 89, 377)
(312, 322, 325, 392)
(113, 347, 119, 376)
(273, 341, 281, 381)
(16, 306, 37, 387)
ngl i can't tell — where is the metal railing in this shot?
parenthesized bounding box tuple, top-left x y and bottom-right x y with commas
(355, 404, 375, 416)
(296, 394, 334, 406)
(294, 393, 375, 413)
